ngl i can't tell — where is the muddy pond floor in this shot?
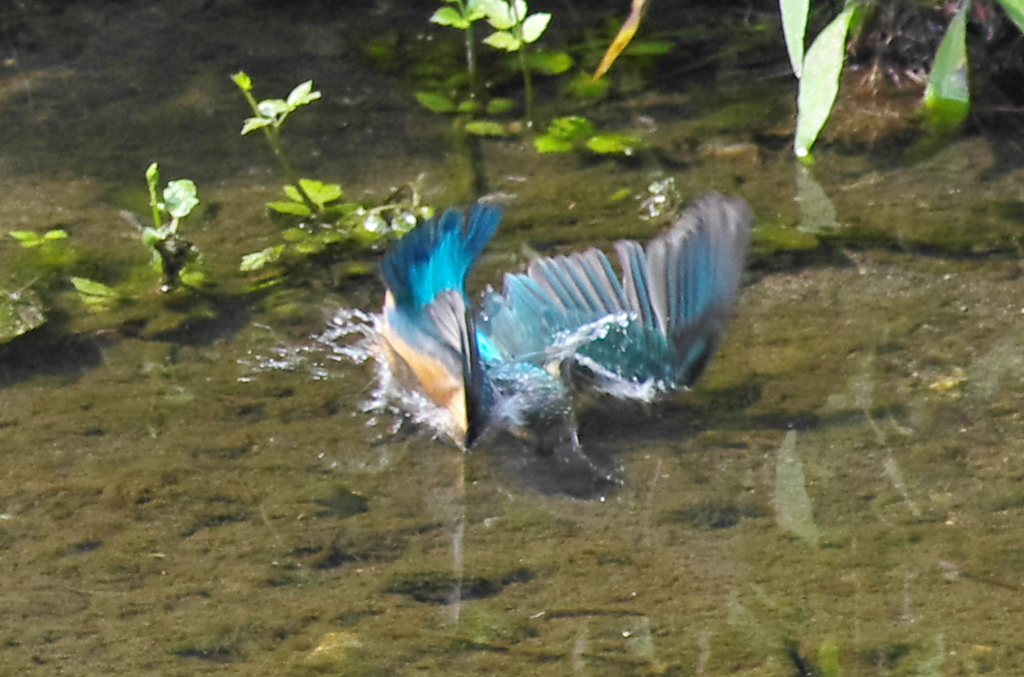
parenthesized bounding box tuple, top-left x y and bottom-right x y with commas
(3, 1, 1024, 675)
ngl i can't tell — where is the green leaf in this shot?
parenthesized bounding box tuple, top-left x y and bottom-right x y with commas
(542, 115, 595, 142)
(163, 179, 199, 219)
(415, 91, 457, 113)
(533, 134, 574, 153)
(486, 97, 515, 114)
(240, 245, 285, 272)
(779, 0, 809, 77)
(520, 12, 550, 43)
(145, 162, 160, 194)
(794, 4, 856, 160)
(257, 98, 289, 118)
(567, 72, 610, 100)
(298, 178, 343, 207)
(773, 430, 820, 547)
(286, 80, 321, 108)
(9, 231, 43, 247)
(282, 184, 303, 203)
(179, 269, 206, 287)
(995, 0, 1024, 33)
(431, 6, 469, 28)
(484, 30, 522, 51)
(923, 0, 970, 134)
(231, 71, 252, 92)
(268, 200, 313, 216)
(464, 120, 510, 136)
(70, 276, 118, 298)
(241, 116, 273, 135)
(42, 229, 68, 241)
(525, 50, 573, 75)
(458, 99, 483, 113)
(482, 0, 524, 30)
(70, 277, 119, 311)
(586, 133, 642, 155)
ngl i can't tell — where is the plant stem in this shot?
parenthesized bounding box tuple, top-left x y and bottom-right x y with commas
(238, 87, 320, 216)
(518, 47, 535, 129)
(465, 22, 479, 101)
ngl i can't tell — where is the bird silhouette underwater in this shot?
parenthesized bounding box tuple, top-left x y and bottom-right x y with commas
(371, 193, 752, 458)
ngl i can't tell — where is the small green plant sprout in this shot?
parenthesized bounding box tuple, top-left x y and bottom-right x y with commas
(8, 228, 77, 285)
(534, 115, 643, 155)
(480, 0, 551, 128)
(9, 229, 67, 248)
(231, 72, 324, 217)
(141, 162, 203, 292)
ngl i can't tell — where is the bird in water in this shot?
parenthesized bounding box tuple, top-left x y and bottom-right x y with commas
(373, 193, 752, 458)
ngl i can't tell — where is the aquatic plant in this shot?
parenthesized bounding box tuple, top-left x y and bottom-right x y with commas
(231, 73, 428, 277)
(425, 0, 570, 132)
(780, 0, 1024, 159)
(139, 162, 203, 292)
(533, 114, 643, 155)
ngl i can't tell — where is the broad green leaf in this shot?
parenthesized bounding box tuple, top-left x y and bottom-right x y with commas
(794, 4, 856, 160)
(996, 0, 1024, 33)
(163, 179, 199, 219)
(257, 98, 289, 118)
(286, 80, 321, 108)
(298, 178, 343, 207)
(241, 116, 273, 135)
(431, 6, 469, 28)
(240, 245, 285, 272)
(415, 91, 457, 113)
(0, 287, 45, 342)
(464, 120, 510, 136)
(268, 200, 312, 216)
(586, 133, 641, 155)
(780, 0, 809, 77)
(923, 0, 970, 134)
(525, 50, 573, 74)
(774, 430, 820, 547)
(458, 99, 483, 113)
(484, 30, 522, 51)
(230, 71, 252, 92)
(42, 229, 68, 241)
(283, 184, 303, 203)
(520, 12, 551, 43)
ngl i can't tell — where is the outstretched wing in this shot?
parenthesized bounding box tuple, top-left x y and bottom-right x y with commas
(479, 193, 752, 399)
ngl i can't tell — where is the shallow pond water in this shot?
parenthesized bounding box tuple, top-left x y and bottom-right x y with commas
(3, 1, 1024, 676)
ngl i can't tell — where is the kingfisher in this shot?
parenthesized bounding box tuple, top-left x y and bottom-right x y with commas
(375, 193, 752, 455)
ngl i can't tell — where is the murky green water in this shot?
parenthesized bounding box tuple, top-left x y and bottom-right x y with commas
(3, 1, 1024, 675)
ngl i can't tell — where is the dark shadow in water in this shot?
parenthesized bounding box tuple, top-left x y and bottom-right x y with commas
(487, 432, 623, 501)
(0, 324, 104, 388)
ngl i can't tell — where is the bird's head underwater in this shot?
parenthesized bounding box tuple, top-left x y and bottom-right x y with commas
(374, 193, 752, 457)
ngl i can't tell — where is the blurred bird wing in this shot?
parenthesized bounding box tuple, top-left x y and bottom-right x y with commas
(484, 193, 751, 398)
